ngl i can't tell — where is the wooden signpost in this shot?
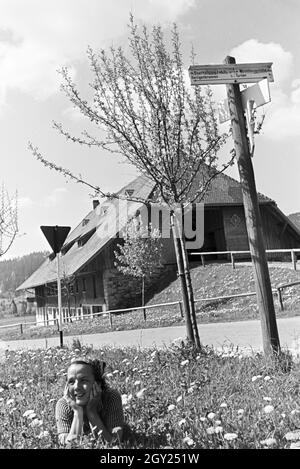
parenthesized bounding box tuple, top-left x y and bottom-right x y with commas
(189, 57, 280, 357)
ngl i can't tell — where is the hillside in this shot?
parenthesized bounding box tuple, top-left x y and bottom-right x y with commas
(289, 212, 300, 230)
(0, 251, 48, 296)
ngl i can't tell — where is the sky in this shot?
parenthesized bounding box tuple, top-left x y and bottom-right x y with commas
(1, 0, 299, 259)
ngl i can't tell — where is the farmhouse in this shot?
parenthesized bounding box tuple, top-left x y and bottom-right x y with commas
(17, 171, 300, 325)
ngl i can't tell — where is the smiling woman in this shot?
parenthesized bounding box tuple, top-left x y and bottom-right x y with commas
(55, 358, 125, 447)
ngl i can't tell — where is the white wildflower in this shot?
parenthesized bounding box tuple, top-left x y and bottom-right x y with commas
(23, 410, 35, 418)
(168, 404, 175, 412)
(290, 442, 300, 449)
(264, 376, 271, 381)
(176, 396, 183, 403)
(260, 438, 277, 447)
(134, 380, 141, 386)
(136, 388, 146, 399)
(263, 405, 274, 414)
(180, 360, 189, 367)
(284, 430, 300, 441)
(237, 409, 244, 415)
(263, 397, 272, 402)
(183, 436, 194, 446)
(207, 412, 216, 420)
(224, 433, 238, 441)
(252, 375, 262, 382)
(214, 426, 223, 434)
(220, 402, 227, 408)
(206, 427, 215, 435)
(178, 419, 186, 426)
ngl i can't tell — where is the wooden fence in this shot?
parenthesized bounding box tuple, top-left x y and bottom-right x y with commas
(190, 248, 300, 270)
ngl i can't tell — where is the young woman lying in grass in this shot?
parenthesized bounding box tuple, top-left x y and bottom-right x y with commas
(55, 358, 124, 446)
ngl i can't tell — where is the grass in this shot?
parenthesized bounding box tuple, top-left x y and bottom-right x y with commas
(1, 262, 300, 341)
(0, 340, 300, 449)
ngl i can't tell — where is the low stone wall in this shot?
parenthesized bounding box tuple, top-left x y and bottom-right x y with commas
(103, 264, 176, 310)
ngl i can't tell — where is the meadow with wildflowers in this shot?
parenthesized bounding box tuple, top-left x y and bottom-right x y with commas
(1, 340, 300, 449)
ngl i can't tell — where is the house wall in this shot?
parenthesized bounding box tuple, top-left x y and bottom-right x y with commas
(222, 206, 249, 251)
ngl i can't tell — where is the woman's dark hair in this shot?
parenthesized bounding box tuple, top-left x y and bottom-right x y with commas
(69, 358, 107, 390)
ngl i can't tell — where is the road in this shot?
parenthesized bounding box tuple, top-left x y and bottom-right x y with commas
(1, 316, 300, 357)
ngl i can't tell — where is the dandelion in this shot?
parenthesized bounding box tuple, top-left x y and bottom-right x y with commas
(23, 410, 35, 418)
(136, 388, 146, 399)
(220, 402, 227, 408)
(281, 413, 286, 418)
(224, 433, 238, 441)
(134, 380, 141, 386)
(214, 426, 223, 434)
(207, 412, 216, 420)
(183, 436, 194, 446)
(15, 382, 22, 388)
(206, 427, 215, 435)
(284, 430, 300, 441)
(180, 360, 189, 366)
(263, 405, 274, 414)
(260, 438, 277, 447)
(264, 376, 271, 381)
(168, 404, 175, 412)
(252, 375, 262, 382)
(237, 409, 244, 415)
(30, 418, 43, 427)
(178, 418, 186, 426)
(38, 431, 50, 439)
(112, 426, 122, 434)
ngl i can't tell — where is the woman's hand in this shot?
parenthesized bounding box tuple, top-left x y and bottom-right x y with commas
(86, 382, 102, 417)
(63, 383, 83, 415)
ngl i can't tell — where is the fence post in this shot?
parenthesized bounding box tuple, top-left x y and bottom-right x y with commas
(291, 250, 297, 271)
(20, 323, 23, 334)
(231, 253, 235, 269)
(201, 255, 205, 267)
(277, 288, 284, 311)
(179, 301, 183, 318)
(143, 307, 147, 321)
(109, 312, 113, 328)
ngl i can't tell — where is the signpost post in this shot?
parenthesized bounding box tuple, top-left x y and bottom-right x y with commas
(40, 225, 71, 347)
(189, 57, 280, 357)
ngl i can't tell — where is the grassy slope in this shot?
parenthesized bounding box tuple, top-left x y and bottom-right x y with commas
(1, 262, 300, 341)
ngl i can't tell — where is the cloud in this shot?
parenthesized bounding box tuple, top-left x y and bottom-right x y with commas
(42, 187, 68, 208)
(0, 0, 195, 107)
(18, 196, 34, 208)
(230, 39, 300, 142)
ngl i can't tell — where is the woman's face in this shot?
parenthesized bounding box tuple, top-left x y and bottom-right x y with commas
(66, 363, 95, 406)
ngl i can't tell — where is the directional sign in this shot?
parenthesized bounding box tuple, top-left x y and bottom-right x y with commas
(189, 62, 274, 85)
(41, 225, 71, 254)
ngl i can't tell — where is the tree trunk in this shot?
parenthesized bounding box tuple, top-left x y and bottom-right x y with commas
(179, 234, 201, 350)
(142, 275, 146, 321)
(170, 212, 195, 344)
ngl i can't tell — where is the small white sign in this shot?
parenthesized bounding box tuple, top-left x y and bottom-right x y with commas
(218, 79, 271, 124)
(241, 79, 270, 108)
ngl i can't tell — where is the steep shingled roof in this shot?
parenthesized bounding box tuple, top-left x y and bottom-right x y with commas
(16, 170, 278, 291)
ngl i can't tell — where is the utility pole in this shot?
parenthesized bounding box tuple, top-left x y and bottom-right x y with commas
(224, 56, 280, 357)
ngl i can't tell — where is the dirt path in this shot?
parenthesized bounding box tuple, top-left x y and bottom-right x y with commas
(1, 316, 300, 357)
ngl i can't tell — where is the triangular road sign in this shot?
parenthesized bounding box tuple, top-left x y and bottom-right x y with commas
(41, 225, 71, 254)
